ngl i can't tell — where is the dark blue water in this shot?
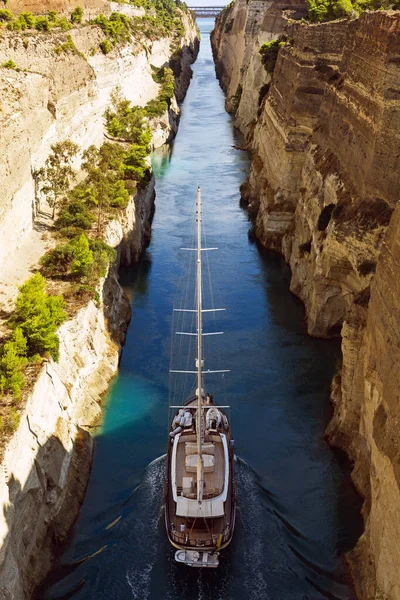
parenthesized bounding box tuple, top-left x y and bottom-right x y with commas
(39, 19, 361, 600)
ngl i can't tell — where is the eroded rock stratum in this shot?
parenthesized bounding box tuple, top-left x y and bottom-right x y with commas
(213, 2, 400, 598)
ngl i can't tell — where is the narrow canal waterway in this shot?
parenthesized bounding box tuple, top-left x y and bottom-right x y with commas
(39, 19, 361, 600)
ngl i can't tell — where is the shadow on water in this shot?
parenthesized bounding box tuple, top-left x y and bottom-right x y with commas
(37, 17, 362, 600)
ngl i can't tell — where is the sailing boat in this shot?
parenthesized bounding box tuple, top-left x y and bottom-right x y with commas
(165, 187, 236, 568)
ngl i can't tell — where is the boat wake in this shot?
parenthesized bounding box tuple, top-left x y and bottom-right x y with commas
(123, 454, 352, 600)
(125, 456, 166, 600)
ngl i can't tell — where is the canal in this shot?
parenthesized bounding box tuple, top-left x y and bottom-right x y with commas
(39, 18, 361, 600)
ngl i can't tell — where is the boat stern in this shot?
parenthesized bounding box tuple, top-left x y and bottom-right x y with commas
(174, 549, 219, 567)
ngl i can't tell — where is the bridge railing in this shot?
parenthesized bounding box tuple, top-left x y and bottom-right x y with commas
(190, 6, 225, 17)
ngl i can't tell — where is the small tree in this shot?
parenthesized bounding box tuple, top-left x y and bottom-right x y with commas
(37, 140, 79, 219)
(122, 144, 150, 183)
(70, 234, 94, 278)
(12, 273, 67, 361)
(104, 86, 151, 144)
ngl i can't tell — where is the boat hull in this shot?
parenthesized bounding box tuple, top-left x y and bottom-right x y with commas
(165, 397, 236, 567)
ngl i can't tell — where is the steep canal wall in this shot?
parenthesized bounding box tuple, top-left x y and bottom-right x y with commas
(212, 3, 400, 599)
(0, 7, 199, 597)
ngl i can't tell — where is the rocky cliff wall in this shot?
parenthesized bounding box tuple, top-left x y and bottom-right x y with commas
(0, 13, 198, 598)
(7, 0, 108, 16)
(213, 5, 400, 599)
(0, 7, 198, 269)
(212, 0, 307, 139)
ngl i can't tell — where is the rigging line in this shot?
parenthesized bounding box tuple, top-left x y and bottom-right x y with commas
(204, 213, 228, 406)
(170, 211, 195, 408)
(179, 207, 196, 404)
(179, 213, 196, 402)
(203, 213, 222, 394)
(170, 211, 191, 406)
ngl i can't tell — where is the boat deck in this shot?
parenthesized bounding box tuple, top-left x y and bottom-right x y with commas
(166, 398, 235, 549)
(175, 433, 225, 499)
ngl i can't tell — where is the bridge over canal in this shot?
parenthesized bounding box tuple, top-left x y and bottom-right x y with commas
(190, 6, 225, 17)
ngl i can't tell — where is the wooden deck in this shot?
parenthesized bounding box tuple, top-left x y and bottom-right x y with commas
(175, 434, 225, 498)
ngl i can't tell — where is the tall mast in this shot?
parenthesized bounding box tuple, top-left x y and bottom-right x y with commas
(196, 186, 204, 503)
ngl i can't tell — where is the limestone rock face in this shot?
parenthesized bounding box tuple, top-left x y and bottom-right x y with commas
(211, 0, 307, 140)
(0, 13, 199, 599)
(213, 5, 400, 598)
(214, 9, 400, 338)
(328, 204, 400, 600)
(0, 7, 199, 269)
(8, 0, 109, 16)
(0, 268, 125, 599)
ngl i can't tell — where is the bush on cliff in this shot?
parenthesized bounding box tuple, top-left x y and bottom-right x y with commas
(0, 9, 13, 22)
(99, 39, 113, 54)
(259, 36, 287, 74)
(105, 87, 151, 143)
(11, 273, 67, 362)
(71, 6, 84, 23)
(0, 329, 28, 399)
(307, 0, 353, 21)
(1, 59, 16, 69)
(80, 142, 143, 221)
(41, 234, 116, 283)
(130, 0, 186, 37)
(149, 66, 175, 114)
(56, 200, 96, 230)
(94, 13, 132, 45)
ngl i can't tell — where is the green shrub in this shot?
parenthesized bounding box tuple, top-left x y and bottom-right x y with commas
(104, 87, 151, 143)
(122, 143, 150, 183)
(259, 36, 287, 74)
(40, 244, 74, 276)
(55, 34, 79, 54)
(58, 226, 86, 239)
(0, 328, 28, 399)
(99, 39, 113, 54)
(145, 98, 168, 117)
(41, 234, 115, 282)
(9, 408, 21, 431)
(89, 238, 116, 277)
(71, 6, 84, 23)
(2, 59, 16, 69)
(48, 10, 58, 22)
(56, 200, 95, 229)
(56, 16, 72, 30)
(11, 273, 67, 362)
(19, 11, 36, 27)
(143, 65, 176, 118)
(0, 9, 13, 22)
(95, 12, 131, 44)
(35, 16, 51, 31)
(307, 0, 353, 21)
